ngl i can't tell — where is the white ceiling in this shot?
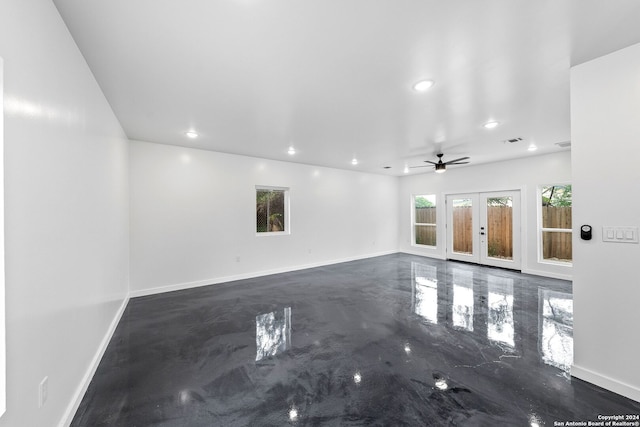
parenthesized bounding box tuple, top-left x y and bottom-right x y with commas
(53, 0, 640, 175)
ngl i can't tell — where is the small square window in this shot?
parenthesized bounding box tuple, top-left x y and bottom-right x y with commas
(256, 186, 289, 234)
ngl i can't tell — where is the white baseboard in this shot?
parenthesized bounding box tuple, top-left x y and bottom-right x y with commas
(521, 267, 572, 281)
(58, 296, 130, 427)
(129, 250, 399, 298)
(398, 250, 446, 260)
(571, 364, 640, 403)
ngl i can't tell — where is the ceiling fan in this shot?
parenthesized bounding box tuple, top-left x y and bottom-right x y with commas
(411, 153, 470, 173)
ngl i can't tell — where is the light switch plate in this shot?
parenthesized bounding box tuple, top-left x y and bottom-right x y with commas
(602, 226, 639, 243)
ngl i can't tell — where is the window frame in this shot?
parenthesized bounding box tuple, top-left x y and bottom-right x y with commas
(255, 185, 290, 236)
(412, 194, 437, 248)
(538, 184, 572, 266)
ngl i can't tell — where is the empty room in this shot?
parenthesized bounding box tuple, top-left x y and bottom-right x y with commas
(2, 0, 640, 426)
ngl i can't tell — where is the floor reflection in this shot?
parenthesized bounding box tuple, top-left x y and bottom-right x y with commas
(410, 262, 575, 371)
(412, 262, 438, 324)
(256, 307, 292, 361)
(487, 275, 515, 348)
(539, 289, 573, 371)
(452, 269, 474, 331)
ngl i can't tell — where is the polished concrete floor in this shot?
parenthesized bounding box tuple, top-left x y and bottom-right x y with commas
(71, 254, 640, 426)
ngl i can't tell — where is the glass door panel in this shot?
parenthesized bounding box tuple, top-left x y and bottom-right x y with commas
(480, 191, 520, 270)
(452, 198, 473, 255)
(485, 196, 513, 261)
(446, 194, 479, 263)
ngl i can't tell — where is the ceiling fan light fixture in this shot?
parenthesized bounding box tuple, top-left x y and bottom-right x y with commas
(413, 80, 435, 92)
(435, 163, 446, 173)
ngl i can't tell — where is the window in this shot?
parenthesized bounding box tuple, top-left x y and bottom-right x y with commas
(540, 185, 572, 263)
(256, 186, 289, 234)
(413, 194, 436, 247)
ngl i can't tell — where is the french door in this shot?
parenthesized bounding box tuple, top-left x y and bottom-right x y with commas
(446, 191, 521, 270)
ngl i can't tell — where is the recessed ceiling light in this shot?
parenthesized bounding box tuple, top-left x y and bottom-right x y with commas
(413, 80, 435, 91)
(288, 146, 296, 155)
(351, 158, 358, 166)
(484, 121, 499, 129)
(185, 130, 198, 138)
(403, 166, 410, 174)
(528, 144, 538, 152)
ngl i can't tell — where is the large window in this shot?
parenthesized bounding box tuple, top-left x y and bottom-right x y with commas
(256, 186, 289, 235)
(540, 185, 572, 263)
(413, 194, 436, 247)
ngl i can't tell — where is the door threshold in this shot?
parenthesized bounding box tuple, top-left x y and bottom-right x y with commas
(446, 258, 522, 273)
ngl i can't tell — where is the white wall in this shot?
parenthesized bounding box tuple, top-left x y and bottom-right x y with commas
(0, 57, 5, 418)
(129, 140, 399, 295)
(0, 1, 130, 426)
(398, 151, 572, 279)
(570, 42, 640, 402)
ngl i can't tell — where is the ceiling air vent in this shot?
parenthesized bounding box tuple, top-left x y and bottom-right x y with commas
(555, 141, 571, 148)
(504, 137, 524, 144)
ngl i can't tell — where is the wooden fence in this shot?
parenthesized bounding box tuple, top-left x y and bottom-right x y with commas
(486, 206, 513, 258)
(415, 207, 436, 246)
(415, 206, 572, 261)
(452, 207, 473, 254)
(542, 206, 572, 261)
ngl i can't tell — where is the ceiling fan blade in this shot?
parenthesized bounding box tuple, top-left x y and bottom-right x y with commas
(409, 165, 432, 169)
(447, 161, 470, 165)
(443, 157, 470, 165)
(424, 161, 438, 165)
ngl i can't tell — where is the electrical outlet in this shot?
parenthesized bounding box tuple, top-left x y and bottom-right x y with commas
(39, 376, 48, 408)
